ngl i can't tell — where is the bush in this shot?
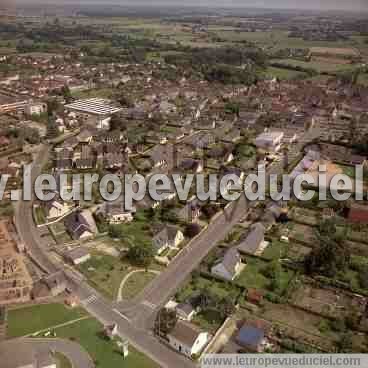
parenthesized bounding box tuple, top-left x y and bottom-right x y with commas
(184, 223, 201, 238)
(264, 292, 282, 304)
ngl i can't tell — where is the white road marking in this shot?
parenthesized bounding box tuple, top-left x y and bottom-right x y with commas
(81, 295, 98, 305)
(113, 308, 131, 323)
(142, 300, 156, 310)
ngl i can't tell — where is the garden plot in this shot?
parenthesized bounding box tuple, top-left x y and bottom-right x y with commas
(287, 243, 312, 262)
(289, 223, 318, 246)
(345, 240, 368, 257)
(291, 284, 366, 320)
(290, 208, 320, 226)
(258, 302, 339, 351)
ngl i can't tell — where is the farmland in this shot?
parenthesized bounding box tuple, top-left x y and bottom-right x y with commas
(272, 58, 357, 73)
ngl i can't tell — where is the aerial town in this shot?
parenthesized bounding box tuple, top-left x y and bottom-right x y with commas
(1, 1, 368, 368)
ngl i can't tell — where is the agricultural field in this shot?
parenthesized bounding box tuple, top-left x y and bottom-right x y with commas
(272, 58, 357, 73)
(261, 66, 308, 81)
(310, 47, 360, 57)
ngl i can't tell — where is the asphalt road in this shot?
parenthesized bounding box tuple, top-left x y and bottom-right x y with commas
(14, 144, 59, 275)
(116, 194, 250, 328)
(24, 338, 94, 368)
(14, 144, 197, 368)
(15, 127, 317, 368)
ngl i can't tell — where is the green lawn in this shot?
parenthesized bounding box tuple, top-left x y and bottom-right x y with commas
(176, 276, 239, 304)
(262, 240, 289, 261)
(78, 253, 133, 300)
(34, 206, 47, 225)
(51, 318, 159, 368)
(193, 309, 224, 334)
(235, 258, 294, 294)
(7, 303, 88, 338)
(121, 271, 157, 300)
(108, 210, 153, 247)
(262, 66, 307, 80)
(235, 258, 270, 290)
(339, 164, 356, 178)
(273, 58, 356, 73)
(72, 88, 114, 99)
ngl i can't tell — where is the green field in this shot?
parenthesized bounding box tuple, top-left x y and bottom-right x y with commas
(235, 257, 294, 293)
(176, 275, 240, 304)
(121, 271, 157, 300)
(7, 303, 88, 338)
(51, 318, 159, 368)
(272, 58, 357, 73)
(261, 66, 308, 80)
(78, 253, 133, 300)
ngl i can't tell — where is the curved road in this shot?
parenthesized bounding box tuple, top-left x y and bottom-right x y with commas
(14, 144, 59, 274)
(24, 338, 94, 368)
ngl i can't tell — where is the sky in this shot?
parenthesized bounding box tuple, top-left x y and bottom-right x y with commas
(11, 0, 368, 12)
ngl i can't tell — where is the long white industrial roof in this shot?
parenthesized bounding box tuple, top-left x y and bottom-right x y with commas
(65, 98, 122, 116)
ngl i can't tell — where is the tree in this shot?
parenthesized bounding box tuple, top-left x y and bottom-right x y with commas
(304, 236, 350, 277)
(317, 218, 337, 237)
(224, 101, 240, 117)
(154, 308, 178, 337)
(202, 203, 218, 220)
(127, 243, 154, 268)
(109, 114, 127, 132)
(262, 260, 282, 280)
(336, 332, 353, 353)
(217, 297, 236, 319)
(114, 92, 133, 108)
(305, 216, 350, 277)
(46, 98, 59, 116)
(46, 115, 59, 140)
(358, 268, 368, 289)
(61, 85, 73, 103)
(184, 223, 201, 238)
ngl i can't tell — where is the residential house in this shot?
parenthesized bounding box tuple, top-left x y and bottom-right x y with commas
(77, 129, 95, 144)
(211, 248, 243, 281)
(176, 302, 197, 321)
(65, 247, 91, 265)
(177, 198, 202, 223)
(348, 204, 368, 224)
(152, 225, 184, 255)
(255, 131, 284, 153)
(64, 210, 97, 240)
(43, 195, 72, 220)
(150, 144, 175, 169)
(41, 271, 67, 297)
(167, 320, 210, 358)
(237, 223, 266, 255)
(222, 128, 242, 144)
(179, 158, 203, 173)
(74, 145, 95, 170)
(236, 324, 266, 352)
(188, 132, 216, 151)
(96, 201, 134, 224)
(25, 101, 47, 116)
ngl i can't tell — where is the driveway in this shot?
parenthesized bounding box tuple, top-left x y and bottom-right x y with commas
(24, 338, 94, 368)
